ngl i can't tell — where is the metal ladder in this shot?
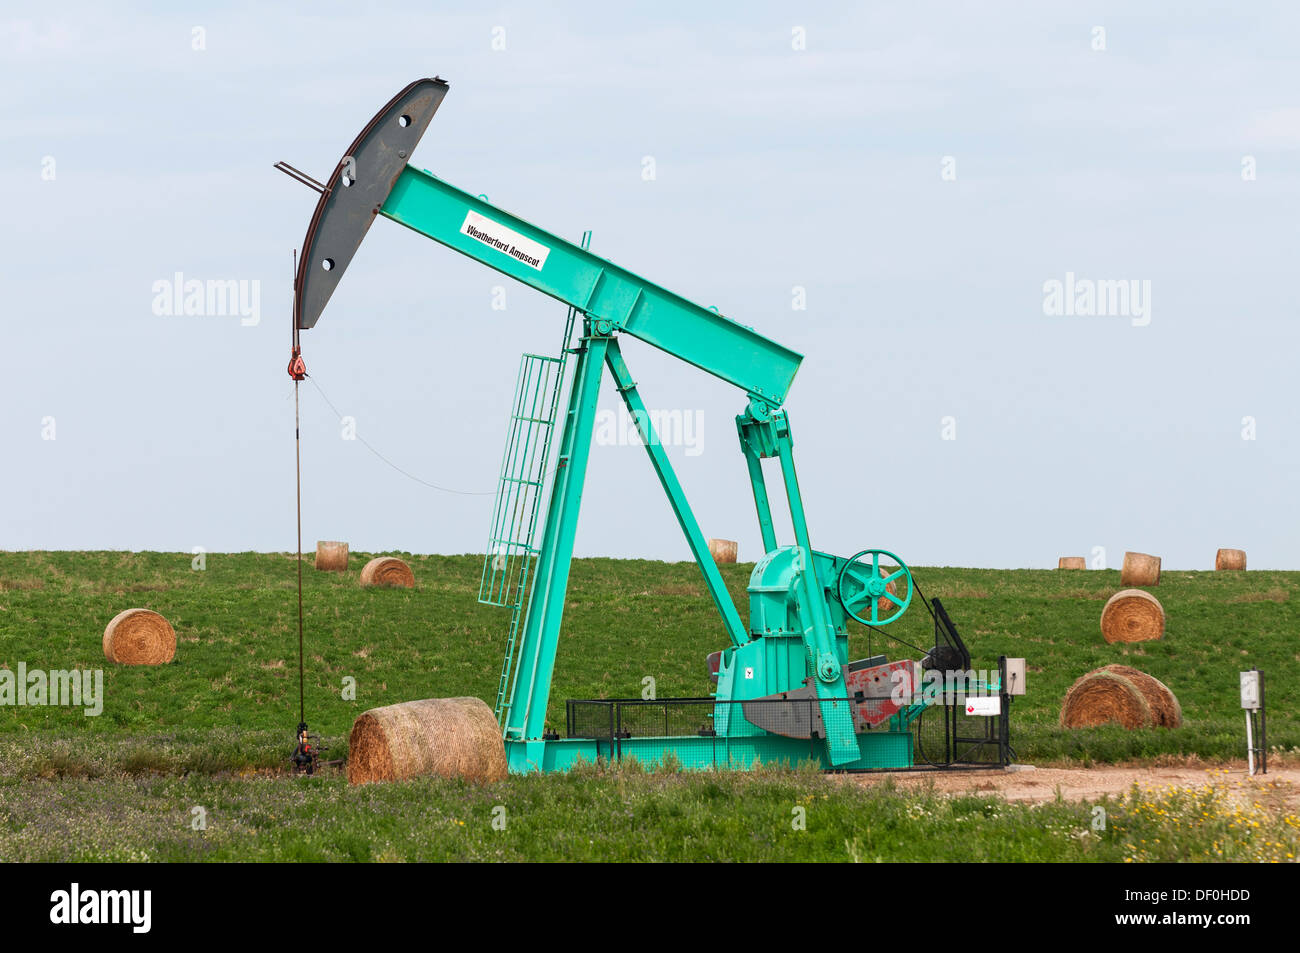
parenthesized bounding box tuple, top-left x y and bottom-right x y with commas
(481, 235, 588, 722)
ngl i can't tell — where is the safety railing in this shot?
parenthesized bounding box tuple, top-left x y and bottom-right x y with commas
(566, 681, 1012, 770)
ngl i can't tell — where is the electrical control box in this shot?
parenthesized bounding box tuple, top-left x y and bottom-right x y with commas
(1004, 658, 1027, 696)
(1240, 670, 1262, 711)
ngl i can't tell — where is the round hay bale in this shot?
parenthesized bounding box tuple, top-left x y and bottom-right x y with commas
(103, 608, 176, 666)
(315, 540, 349, 572)
(708, 539, 738, 564)
(1058, 556, 1086, 570)
(1105, 664, 1183, 727)
(1120, 551, 1161, 586)
(1061, 664, 1181, 729)
(1100, 588, 1165, 643)
(347, 697, 507, 785)
(1215, 548, 1246, 571)
(360, 556, 415, 589)
(1061, 669, 1151, 729)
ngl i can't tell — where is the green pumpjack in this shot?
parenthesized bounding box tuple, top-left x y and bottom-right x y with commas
(281, 77, 950, 775)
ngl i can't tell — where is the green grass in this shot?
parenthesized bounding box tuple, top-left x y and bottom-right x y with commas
(1, 551, 1297, 862)
(0, 551, 1294, 767)
(1, 762, 1295, 862)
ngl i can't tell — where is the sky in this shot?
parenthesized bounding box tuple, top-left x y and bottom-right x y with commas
(2, 2, 1298, 569)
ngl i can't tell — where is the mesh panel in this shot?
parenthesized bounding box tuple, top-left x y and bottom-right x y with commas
(567, 698, 826, 738)
(911, 705, 951, 766)
(911, 665, 1011, 767)
(951, 702, 1005, 764)
(565, 688, 1010, 770)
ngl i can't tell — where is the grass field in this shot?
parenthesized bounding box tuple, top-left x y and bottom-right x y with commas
(0, 551, 1296, 861)
(2, 761, 1297, 862)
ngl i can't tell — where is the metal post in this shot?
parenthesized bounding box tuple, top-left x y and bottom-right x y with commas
(1246, 710, 1255, 776)
(998, 655, 1011, 767)
(1259, 672, 1267, 774)
(951, 696, 961, 764)
(616, 701, 624, 761)
(607, 702, 615, 765)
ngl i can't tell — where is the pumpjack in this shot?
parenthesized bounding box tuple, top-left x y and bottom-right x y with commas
(281, 78, 1007, 774)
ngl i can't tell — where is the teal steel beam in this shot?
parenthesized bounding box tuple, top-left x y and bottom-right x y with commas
(743, 449, 779, 554)
(770, 412, 860, 766)
(605, 340, 747, 648)
(380, 165, 803, 406)
(503, 324, 612, 741)
(737, 413, 779, 554)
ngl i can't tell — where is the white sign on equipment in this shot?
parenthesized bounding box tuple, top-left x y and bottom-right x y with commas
(965, 695, 1001, 716)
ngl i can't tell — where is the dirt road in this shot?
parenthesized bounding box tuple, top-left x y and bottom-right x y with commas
(843, 763, 1300, 807)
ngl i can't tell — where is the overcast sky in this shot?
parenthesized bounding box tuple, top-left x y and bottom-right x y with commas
(2, 3, 1297, 569)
